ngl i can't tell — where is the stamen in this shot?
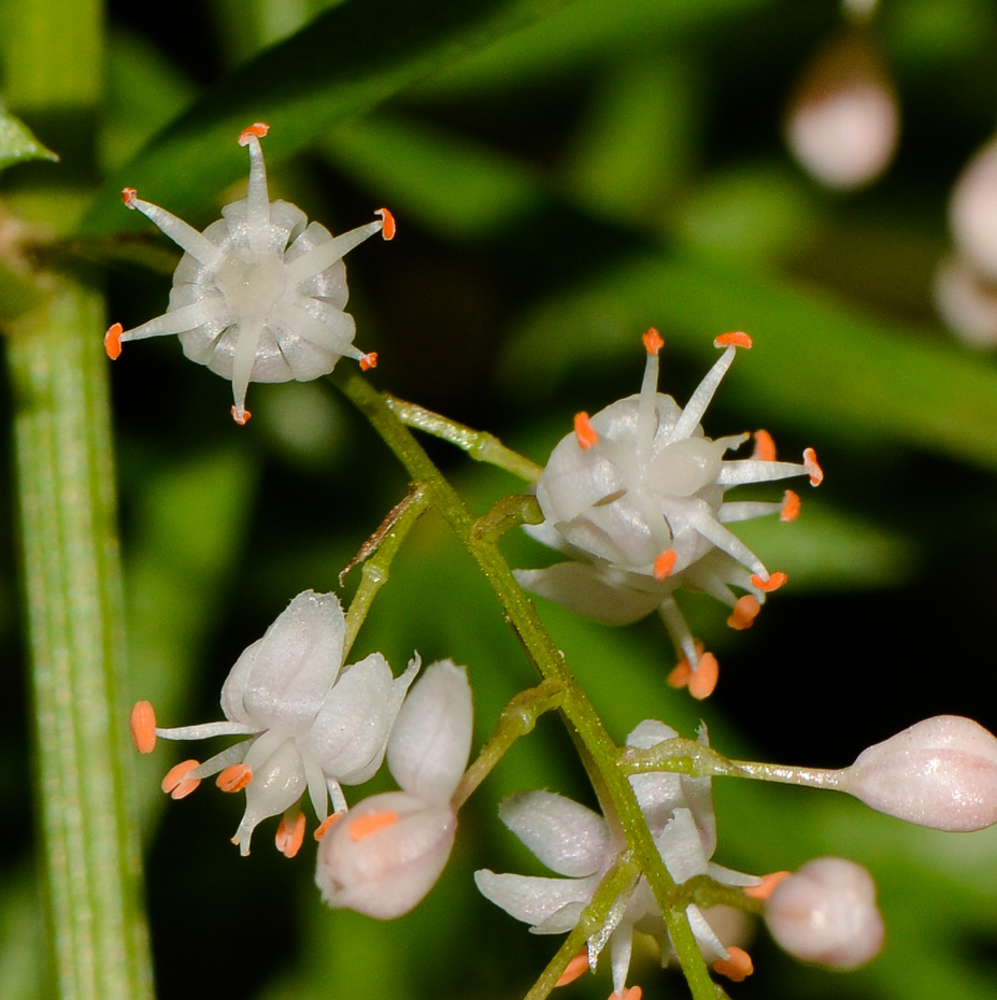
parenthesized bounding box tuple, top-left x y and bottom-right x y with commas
(231, 405, 252, 425)
(803, 447, 823, 486)
(653, 549, 677, 580)
(359, 352, 378, 371)
(573, 412, 599, 450)
(667, 659, 692, 690)
(743, 870, 791, 900)
(727, 595, 760, 630)
(216, 763, 253, 792)
(752, 429, 776, 461)
(162, 759, 201, 799)
(375, 207, 396, 240)
(609, 987, 642, 1000)
(642, 327, 664, 355)
(275, 811, 307, 858)
(713, 946, 753, 982)
(780, 489, 800, 522)
(104, 322, 124, 360)
(555, 948, 589, 987)
(313, 811, 345, 841)
(129, 700, 157, 754)
(348, 809, 399, 841)
(238, 122, 270, 146)
(713, 331, 752, 350)
(121, 187, 137, 209)
(688, 652, 719, 700)
(751, 571, 787, 592)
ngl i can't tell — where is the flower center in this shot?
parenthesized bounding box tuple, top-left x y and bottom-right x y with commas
(214, 250, 288, 321)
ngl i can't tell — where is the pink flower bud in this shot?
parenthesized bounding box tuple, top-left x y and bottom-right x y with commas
(765, 857, 884, 970)
(842, 715, 997, 832)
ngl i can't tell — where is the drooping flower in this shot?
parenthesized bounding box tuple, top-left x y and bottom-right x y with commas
(105, 122, 395, 424)
(516, 330, 822, 697)
(475, 720, 761, 994)
(129, 590, 418, 857)
(315, 659, 473, 919)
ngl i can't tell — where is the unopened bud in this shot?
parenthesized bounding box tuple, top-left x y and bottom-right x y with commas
(950, 137, 997, 279)
(933, 254, 997, 350)
(765, 857, 884, 970)
(842, 715, 997, 832)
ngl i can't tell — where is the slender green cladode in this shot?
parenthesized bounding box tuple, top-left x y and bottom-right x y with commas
(2, 1, 154, 998)
(334, 366, 720, 1000)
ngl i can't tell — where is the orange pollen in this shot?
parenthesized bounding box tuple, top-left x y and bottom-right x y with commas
(780, 489, 800, 522)
(688, 652, 719, 700)
(751, 571, 787, 593)
(609, 988, 642, 1000)
(216, 763, 253, 793)
(360, 352, 378, 371)
(104, 322, 124, 360)
(642, 327, 664, 355)
(803, 447, 823, 486)
(752, 429, 776, 462)
(129, 700, 157, 754)
(744, 870, 791, 900)
(376, 207, 396, 240)
(727, 595, 760, 631)
(313, 811, 344, 841)
(349, 809, 399, 842)
(667, 642, 703, 691)
(653, 549, 677, 580)
(162, 759, 201, 800)
(713, 331, 752, 350)
(238, 122, 270, 145)
(713, 947, 753, 983)
(231, 405, 252, 425)
(555, 948, 589, 987)
(275, 812, 307, 858)
(573, 412, 599, 450)
(121, 187, 137, 208)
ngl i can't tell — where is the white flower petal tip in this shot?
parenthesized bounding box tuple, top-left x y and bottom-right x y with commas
(518, 332, 820, 693)
(765, 858, 884, 970)
(106, 124, 392, 421)
(841, 715, 997, 832)
(139, 589, 416, 854)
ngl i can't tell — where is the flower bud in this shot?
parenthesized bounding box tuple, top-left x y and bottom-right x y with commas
(933, 254, 997, 350)
(765, 857, 884, 970)
(842, 715, 997, 832)
(950, 137, 997, 279)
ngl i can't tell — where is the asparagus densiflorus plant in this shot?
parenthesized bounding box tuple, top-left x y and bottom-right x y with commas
(118, 125, 997, 1000)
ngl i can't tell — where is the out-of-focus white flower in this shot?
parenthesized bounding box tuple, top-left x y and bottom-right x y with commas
(840, 715, 997, 832)
(129, 590, 417, 857)
(105, 122, 395, 424)
(764, 857, 884, 969)
(516, 330, 822, 698)
(315, 660, 473, 919)
(785, 29, 899, 190)
(475, 720, 760, 994)
(933, 254, 997, 350)
(950, 136, 997, 281)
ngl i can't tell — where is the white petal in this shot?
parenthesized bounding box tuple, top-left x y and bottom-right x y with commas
(231, 738, 306, 856)
(657, 808, 709, 884)
(473, 870, 598, 929)
(686, 903, 728, 962)
(609, 924, 635, 996)
(499, 791, 610, 877)
(625, 720, 686, 836)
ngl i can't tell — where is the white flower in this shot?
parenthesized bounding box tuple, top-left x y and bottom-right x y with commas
(474, 720, 760, 994)
(129, 590, 418, 856)
(105, 122, 394, 424)
(515, 329, 822, 698)
(316, 659, 473, 919)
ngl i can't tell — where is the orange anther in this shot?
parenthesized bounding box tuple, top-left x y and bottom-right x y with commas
(104, 322, 124, 360)
(752, 429, 776, 462)
(574, 412, 599, 450)
(121, 187, 137, 208)
(751, 571, 787, 592)
(713, 331, 752, 350)
(359, 352, 378, 371)
(744, 870, 791, 900)
(609, 988, 642, 1000)
(688, 652, 719, 700)
(238, 122, 270, 145)
(129, 700, 157, 754)
(555, 948, 589, 987)
(375, 207, 396, 240)
(727, 594, 760, 631)
(803, 447, 823, 486)
(313, 811, 344, 841)
(162, 759, 201, 800)
(275, 811, 307, 858)
(713, 946, 753, 983)
(349, 809, 399, 841)
(652, 549, 677, 580)
(216, 763, 253, 793)
(780, 489, 800, 523)
(231, 405, 252, 425)
(642, 327, 664, 355)
(667, 659, 692, 690)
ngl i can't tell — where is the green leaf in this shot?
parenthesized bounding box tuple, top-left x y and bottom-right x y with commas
(0, 108, 58, 173)
(79, 0, 579, 236)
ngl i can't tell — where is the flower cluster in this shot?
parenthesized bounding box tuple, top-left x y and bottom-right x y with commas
(105, 123, 394, 424)
(516, 330, 822, 698)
